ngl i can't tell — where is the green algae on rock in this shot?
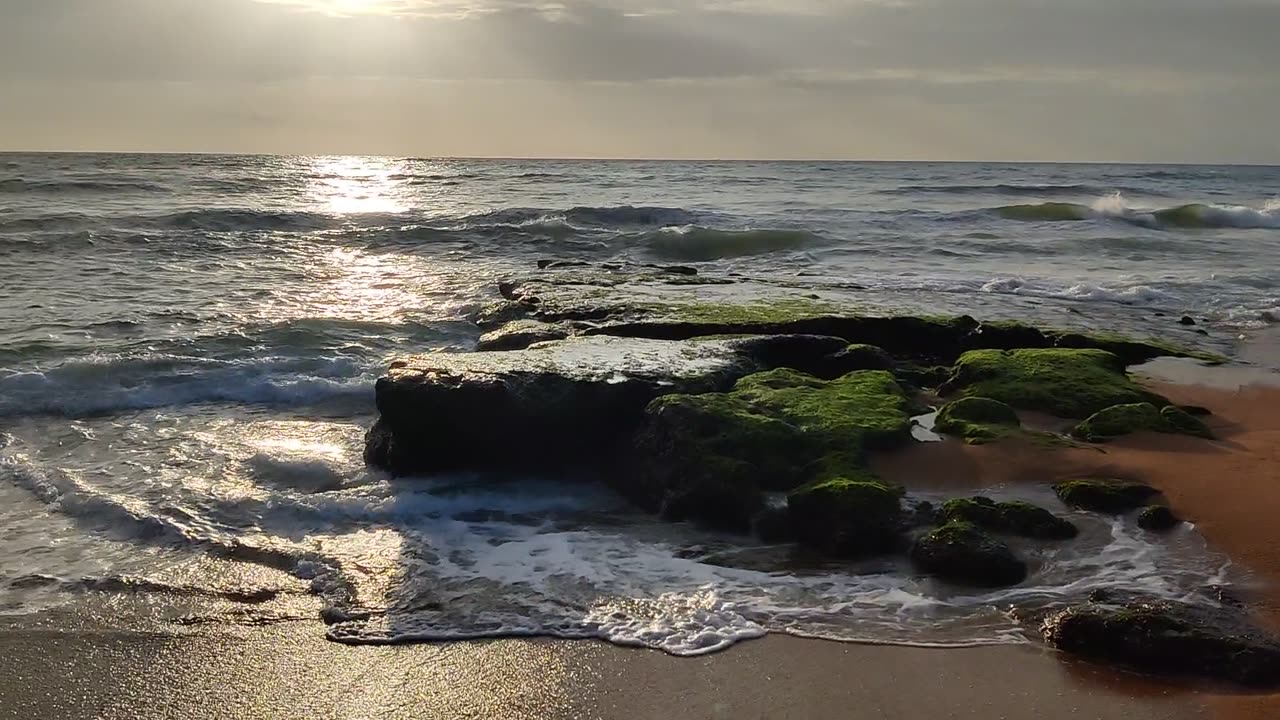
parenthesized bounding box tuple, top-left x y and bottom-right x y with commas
(1137, 505, 1182, 532)
(940, 497, 1078, 540)
(941, 348, 1166, 418)
(1052, 479, 1160, 513)
(629, 368, 916, 533)
(787, 478, 905, 556)
(933, 397, 1021, 444)
(1071, 402, 1214, 442)
(910, 521, 1027, 587)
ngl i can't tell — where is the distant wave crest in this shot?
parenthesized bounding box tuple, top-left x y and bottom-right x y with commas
(883, 183, 1166, 198)
(994, 196, 1280, 229)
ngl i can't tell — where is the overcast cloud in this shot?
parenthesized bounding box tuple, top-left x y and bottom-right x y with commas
(1, 0, 1276, 160)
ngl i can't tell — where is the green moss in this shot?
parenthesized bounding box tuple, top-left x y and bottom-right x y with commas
(1161, 405, 1214, 439)
(1053, 479, 1160, 513)
(910, 521, 1027, 587)
(941, 497, 1078, 540)
(934, 397, 1020, 444)
(1071, 402, 1214, 442)
(787, 477, 905, 555)
(944, 348, 1167, 418)
(632, 369, 916, 533)
(635, 298, 852, 325)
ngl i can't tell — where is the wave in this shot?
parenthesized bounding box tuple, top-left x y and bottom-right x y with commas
(993, 196, 1280, 229)
(153, 208, 339, 232)
(883, 183, 1166, 198)
(0, 178, 169, 194)
(458, 205, 705, 230)
(639, 226, 824, 261)
(0, 354, 374, 417)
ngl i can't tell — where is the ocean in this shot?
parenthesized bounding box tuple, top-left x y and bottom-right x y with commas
(1, 153, 1276, 653)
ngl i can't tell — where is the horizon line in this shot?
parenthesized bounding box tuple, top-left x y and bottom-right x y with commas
(1, 149, 1278, 168)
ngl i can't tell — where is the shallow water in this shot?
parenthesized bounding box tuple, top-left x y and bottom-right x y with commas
(1, 154, 1273, 653)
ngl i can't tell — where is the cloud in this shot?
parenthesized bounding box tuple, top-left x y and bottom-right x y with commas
(1, 0, 1278, 159)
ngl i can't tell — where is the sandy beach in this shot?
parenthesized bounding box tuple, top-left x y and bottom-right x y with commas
(0, 625, 1205, 720)
(1, 362, 1276, 720)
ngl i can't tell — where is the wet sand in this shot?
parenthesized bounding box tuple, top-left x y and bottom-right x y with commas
(0, 624, 1202, 720)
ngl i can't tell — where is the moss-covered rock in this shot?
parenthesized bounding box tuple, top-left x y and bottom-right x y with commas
(787, 478, 905, 556)
(1053, 479, 1160, 513)
(934, 397, 1021, 444)
(1071, 402, 1165, 441)
(1138, 505, 1181, 532)
(910, 521, 1027, 587)
(942, 348, 1167, 418)
(941, 497, 1078, 540)
(628, 369, 916, 532)
(1041, 593, 1280, 686)
(1160, 405, 1214, 439)
(1071, 402, 1214, 442)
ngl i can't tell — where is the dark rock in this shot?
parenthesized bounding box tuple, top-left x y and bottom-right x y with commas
(1179, 316, 1197, 326)
(1071, 402, 1212, 442)
(1041, 594, 1280, 686)
(788, 478, 905, 557)
(910, 521, 1027, 587)
(1195, 329, 1209, 336)
(366, 336, 760, 476)
(476, 320, 572, 351)
(908, 500, 938, 528)
(941, 497, 1078, 540)
(1053, 479, 1159, 513)
(753, 506, 794, 543)
(1137, 505, 1181, 532)
(1178, 404, 1212, 417)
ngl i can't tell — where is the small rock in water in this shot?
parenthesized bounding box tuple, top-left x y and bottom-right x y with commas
(1179, 315, 1197, 326)
(910, 521, 1027, 588)
(1137, 505, 1181, 532)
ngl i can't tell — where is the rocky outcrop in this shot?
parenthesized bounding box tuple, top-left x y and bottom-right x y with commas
(365, 334, 886, 476)
(1042, 591, 1280, 686)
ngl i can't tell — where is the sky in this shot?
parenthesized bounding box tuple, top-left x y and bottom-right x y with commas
(1, 0, 1278, 162)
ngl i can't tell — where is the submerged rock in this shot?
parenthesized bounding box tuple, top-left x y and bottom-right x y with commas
(941, 348, 1167, 418)
(367, 335, 856, 475)
(1052, 479, 1160, 513)
(787, 478, 905, 556)
(933, 397, 1021, 444)
(1042, 593, 1280, 686)
(1071, 402, 1213, 442)
(628, 368, 916, 533)
(1137, 505, 1182, 532)
(940, 497, 1078, 540)
(910, 521, 1027, 587)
